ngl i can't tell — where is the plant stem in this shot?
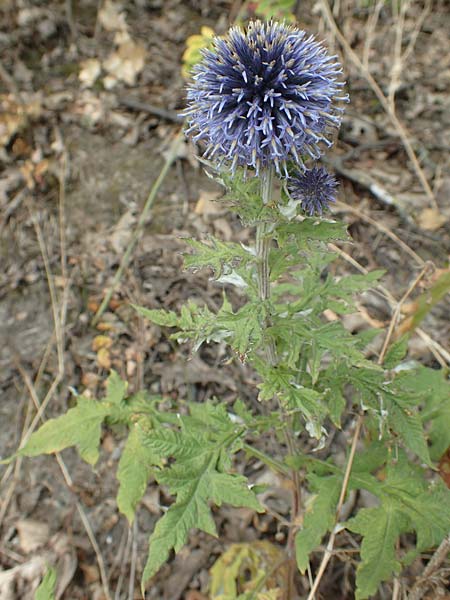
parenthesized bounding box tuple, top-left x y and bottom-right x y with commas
(257, 168, 301, 600)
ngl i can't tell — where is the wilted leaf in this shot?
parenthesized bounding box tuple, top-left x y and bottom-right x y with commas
(209, 541, 286, 599)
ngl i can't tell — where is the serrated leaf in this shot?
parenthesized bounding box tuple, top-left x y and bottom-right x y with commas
(209, 470, 262, 511)
(386, 392, 431, 466)
(132, 304, 179, 327)
(347, 505, 407, 599)
(142, 452, 261, 587)
(295, 474, 340, 572)
(276, 219, 348, 248)
(327, 390, 346, 428)
(184, 237, 252, 278)
(382, 336, 409, 368)
(218, 301, 265, 355)
(35, 567, 57, 600)
(105, 369, 128, 405)
(142, 460, 218, 586)
(117, 420, 162, 523)
(19, 396, 108, 465)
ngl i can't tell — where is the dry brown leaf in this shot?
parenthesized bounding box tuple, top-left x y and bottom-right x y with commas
(103, 39, 146, 86)
(79, 58, 101, 88)
(16, 519, 50, 554)
(97, 347, 111, 369)
(98, 0, 127, 32)
(92, 335, 113, 351)
(0, 94, 42, 147)
(194, 189, 223, 217)
(417, 208, 448, 231)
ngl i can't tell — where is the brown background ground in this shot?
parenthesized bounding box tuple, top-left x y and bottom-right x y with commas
(0, 0, 449, 598)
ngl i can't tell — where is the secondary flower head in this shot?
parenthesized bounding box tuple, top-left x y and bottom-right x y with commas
(184, 20, 347, 175)
(287, 166, 338, 215)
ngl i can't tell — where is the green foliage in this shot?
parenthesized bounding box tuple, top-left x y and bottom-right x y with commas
(12, 168, 450, 600)
(117, 418, 162, 523)
(347, 456, 450, 599)
(295, 474, 341, 572)
(141, 401, 262, 587)
(18, 396, 108, 465)
(253, 0, 296, 21)
(35, 568, 57, 600)
(184, 237, 253, 278)
(182, 26, 215, 77)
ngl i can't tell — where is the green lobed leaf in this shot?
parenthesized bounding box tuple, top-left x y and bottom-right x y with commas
(382, 336, 409, 369)
(183, 237, 252, 278)
(276, 219, 349, 248)
(217, 301, 266, 356)
(385, 392, 431, 466)
(295, 474, 341, 572)
(117, 419, 162, 523)
(132, 304, 179, 327)
(347, 505, 408, 599)
(142, 451, 261, 588)
(35, 567, 57, 600)
(19, 396, 108, 465)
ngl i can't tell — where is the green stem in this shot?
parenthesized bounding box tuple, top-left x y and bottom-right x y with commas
(257, 168, 301, 600)
(243, 443, 290, 476)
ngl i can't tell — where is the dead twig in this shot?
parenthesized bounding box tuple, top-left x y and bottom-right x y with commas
(334, 199, 423, 266)
(118, 97, 183, 123)
(322, 156, 415, 228)
(329, 243, 450, 366)
(408, 533, 450, 600)
(378, 263, 431, 364)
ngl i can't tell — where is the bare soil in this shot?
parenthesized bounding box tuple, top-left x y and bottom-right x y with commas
(0, 1, 449, 598)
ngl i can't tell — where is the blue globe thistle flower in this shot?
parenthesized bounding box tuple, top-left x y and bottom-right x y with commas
(286, 166, 338, 215)
(184, 20, 347, 176)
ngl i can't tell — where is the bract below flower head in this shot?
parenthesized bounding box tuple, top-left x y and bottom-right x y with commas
(184, 20, 348, 176)
(287, 166, 338, 215)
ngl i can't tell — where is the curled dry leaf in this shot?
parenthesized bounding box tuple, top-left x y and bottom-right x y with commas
(16, 519, 50, 554)
(103, 39, 146, 86)
(0, 94, 42, 147)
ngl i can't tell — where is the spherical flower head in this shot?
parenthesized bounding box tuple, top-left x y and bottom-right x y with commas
(287, 166, 338, 215)
(184, 20, 347, 176)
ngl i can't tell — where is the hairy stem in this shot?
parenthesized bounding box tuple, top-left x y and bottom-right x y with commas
(257, 168, 301, 599)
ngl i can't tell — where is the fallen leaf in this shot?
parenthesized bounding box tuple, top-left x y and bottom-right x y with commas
(103, 39, 146, 86)
(16, 519, 50, 554)
(79, 58, 102, 88)
(98, 0, 127, 32)
(194, 189, 223, 217)
(97, 347, 111, 369)
(417, 208, 447, 231)
(92, 335, 113, 351)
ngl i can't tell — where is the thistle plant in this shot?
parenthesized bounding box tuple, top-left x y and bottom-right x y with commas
(5, 19, 450, 600)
